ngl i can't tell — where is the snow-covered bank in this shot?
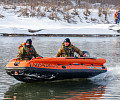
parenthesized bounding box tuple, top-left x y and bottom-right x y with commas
(0, 5, 119, 36)
(0, 21, 119, 37)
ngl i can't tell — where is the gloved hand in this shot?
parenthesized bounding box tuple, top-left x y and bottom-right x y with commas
(36, 57, 43, 59)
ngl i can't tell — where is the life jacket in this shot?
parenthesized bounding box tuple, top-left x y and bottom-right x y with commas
(61, 44, 74, 57)
(114, 11, 118, 19)
(18, 42, 26, 50)
(18, 42, 34, 59)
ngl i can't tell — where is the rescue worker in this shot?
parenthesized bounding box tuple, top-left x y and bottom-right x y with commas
(114, 11, 118, 24)
(16, 39, 41, 60)
(55, 38, 83, 57)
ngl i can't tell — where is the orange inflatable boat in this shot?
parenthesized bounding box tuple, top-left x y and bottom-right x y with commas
(5, 57, 107, 82)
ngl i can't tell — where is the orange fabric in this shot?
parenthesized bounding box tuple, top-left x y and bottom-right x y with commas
(18, 42, 26, 49)
(6, 57, 107, 71)
(114, 11, 118, 19)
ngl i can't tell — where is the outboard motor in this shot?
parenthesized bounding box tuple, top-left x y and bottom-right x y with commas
(83, 51, 90, 57)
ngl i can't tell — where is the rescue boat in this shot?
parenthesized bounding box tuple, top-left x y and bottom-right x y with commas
(5, 57, 107, 82)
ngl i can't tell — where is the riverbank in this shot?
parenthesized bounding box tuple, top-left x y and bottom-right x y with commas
(0, 5, 119, 37)
(0, 24, 120, 37)
(1, 33, 120, 37)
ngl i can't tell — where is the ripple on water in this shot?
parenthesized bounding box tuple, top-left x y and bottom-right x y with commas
(1, 37, 120, 100)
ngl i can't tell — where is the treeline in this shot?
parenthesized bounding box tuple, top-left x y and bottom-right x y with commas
(0, 0, 120, 8)
(0, 0, 118, 24)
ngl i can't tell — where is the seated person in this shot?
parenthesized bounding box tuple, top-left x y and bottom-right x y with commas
(16, 39, 41, 60)
(55, 38, 83, 57)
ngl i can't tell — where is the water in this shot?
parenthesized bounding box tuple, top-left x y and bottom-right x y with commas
(0, 36, 120, 100)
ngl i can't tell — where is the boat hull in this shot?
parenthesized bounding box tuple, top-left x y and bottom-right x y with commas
(5, 57, 107, 82)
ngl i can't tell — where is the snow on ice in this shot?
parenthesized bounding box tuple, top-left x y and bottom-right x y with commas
(0, 6, 119, 36)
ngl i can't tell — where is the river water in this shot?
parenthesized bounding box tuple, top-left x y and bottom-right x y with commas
(0, 36, 120, 100)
